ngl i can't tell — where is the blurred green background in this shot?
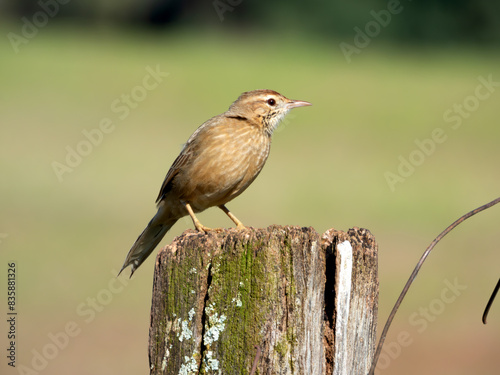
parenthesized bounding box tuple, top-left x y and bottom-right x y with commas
(1, 1, 500, 374)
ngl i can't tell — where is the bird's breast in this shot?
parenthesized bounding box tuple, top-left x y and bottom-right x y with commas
(177, 123, 270, 210)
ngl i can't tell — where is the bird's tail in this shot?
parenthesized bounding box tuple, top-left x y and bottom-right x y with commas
(118, 212, 177, 278)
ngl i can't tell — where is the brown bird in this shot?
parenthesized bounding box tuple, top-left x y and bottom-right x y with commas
(119, 89, 311, 276)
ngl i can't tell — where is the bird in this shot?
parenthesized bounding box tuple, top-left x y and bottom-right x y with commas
(118, 89, 311, 277)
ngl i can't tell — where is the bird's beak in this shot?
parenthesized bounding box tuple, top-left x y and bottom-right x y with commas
(285, 99, 312, 109)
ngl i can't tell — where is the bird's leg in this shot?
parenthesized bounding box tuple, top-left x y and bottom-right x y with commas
(219, 205, 246, 230)
(183, 202, 212, 232)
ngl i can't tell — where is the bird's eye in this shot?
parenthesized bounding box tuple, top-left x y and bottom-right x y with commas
(267, 98, 276, 106)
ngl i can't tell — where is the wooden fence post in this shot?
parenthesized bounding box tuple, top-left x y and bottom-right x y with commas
(148, 225, 378, 375)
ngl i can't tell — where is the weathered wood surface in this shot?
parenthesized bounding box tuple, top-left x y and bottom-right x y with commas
(149, 225, 378, 375)
(322, 228, 379, 375)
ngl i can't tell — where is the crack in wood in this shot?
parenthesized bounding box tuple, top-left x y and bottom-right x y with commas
(149, 226, 378, 375)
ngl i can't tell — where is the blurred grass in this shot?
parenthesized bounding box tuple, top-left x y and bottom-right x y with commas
(1, 25, 500, 374)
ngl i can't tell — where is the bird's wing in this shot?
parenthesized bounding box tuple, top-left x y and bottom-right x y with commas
(155, 144, 193, 204)
(155, 116, 223, 204)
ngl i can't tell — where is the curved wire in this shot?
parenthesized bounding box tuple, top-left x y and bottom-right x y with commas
(368, 196, 500, 375)
(482, 278, 500, 324)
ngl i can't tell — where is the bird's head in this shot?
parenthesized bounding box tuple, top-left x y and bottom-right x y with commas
(227, 89, 312, 136)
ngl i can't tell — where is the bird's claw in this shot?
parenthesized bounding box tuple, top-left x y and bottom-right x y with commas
(195, 223, 213, 233)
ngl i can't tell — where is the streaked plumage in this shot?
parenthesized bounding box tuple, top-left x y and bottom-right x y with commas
(119, 89, 311, 276)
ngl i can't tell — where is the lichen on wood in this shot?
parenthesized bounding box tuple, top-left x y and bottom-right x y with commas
(149, 225, 378, 375)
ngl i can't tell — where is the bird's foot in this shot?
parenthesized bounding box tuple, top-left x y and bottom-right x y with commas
(218, 205, 246, 230)
(195, 223, 213, 233)
(194, 224, 226, 234)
